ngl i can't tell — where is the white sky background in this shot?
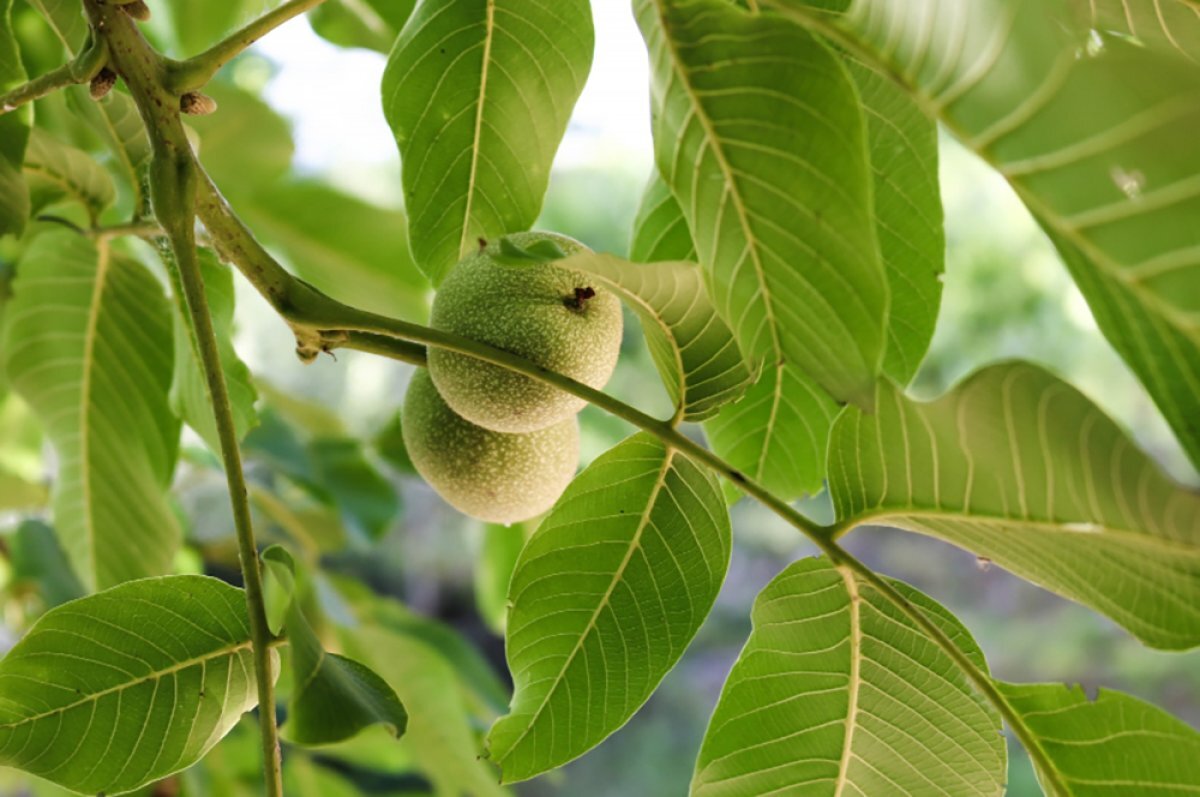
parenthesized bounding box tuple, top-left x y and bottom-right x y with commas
(255, 3, 654, 182)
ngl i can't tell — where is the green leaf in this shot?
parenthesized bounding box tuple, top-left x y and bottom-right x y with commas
(998, 681, 1200, 795)
(0, 468, 47, 511)
(563, 252, 753, 422)
(0, 575, 267, 795)
(474, 520, 530, 634)
(241, 180, 429, 322)
(25, 0, 88, 53)
(693, 557, 1004, 796)
(159, 0, 280, 57)
(703, 363, 838, 500)
(2, 231, 182, 590)
(9, 520, 84, 608)
(310, 0, 417, 53)
(262, 546, 407, 746)
(382, 0, 595, 284)
(842, 56, 943, 384)
(828, 362, 1200, 650)
(307, 437, 398, 542)
(487, 433, 731, 782)
(169, 248, 259, 453)
(630, 171, 697, 263)
(0, 0, 31, 238)
(778, 0, 1200, 468)
(188, 81, 294, 195)
(636, 0, 886, 408)
(1089, 0, 1200, 63)
(22, 129, 117, 223)
(67, 89, 152, 214)
(347, 622, 507, 797)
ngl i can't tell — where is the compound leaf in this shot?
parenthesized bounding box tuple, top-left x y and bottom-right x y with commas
(487, 433, 731, 782)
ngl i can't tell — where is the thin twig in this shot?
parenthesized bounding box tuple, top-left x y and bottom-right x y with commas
(167, 0, 331, 93)
(0, 41, 107, 115)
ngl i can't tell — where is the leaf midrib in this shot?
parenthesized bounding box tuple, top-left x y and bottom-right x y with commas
(832, 566, 863, 797)
(0, 639, 253, 731)
(495, 447, 677, 768)
(459, 0, 496, 263)
(78, 240, 111, 590)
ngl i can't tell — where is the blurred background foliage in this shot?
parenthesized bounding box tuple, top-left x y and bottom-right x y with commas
(0, 1, 1197, 795)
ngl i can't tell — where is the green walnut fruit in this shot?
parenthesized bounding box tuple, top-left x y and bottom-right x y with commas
(428, 231, 623, 433)
(402, 369, 579, 524)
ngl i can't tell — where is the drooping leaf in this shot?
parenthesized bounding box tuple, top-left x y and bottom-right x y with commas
(771, 0, 1200, 468)
(262, 546, 407, 747)
(563, 252, 753, 422)
(169, 248, 259, 452)
(0, 0, 31, 238)
(309, 0, 416, 53)
(998, 681, 1200, 795)
(67, 89, 152, 213)
(629, 171, 696, 263)
(474, 520, 530, 634)
(828, 362, 1200, 650)
(0, 575, 266, 795)
(241, 179, 429, 321)
(487, 433, 731, 782)
(703, 363, 838, 500)
(636, 0, 886, 408)
(693, 557, 1004, 796)
(22, 129, 117, 222)
(382, 0, 595, 284)
(2, 231, 182, 590)
(842, 56, 943, 384)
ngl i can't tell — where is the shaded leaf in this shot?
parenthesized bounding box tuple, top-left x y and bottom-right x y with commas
(188, 81, 294, 194)
(563, 252, 753, 422)
(309, 0, 417, 53)
(22, 129, 116, 222)
(703, 363, 838, 500)
(382, 0, 594, 283)
(998, 681, 1200, 795)
(241, 179, 429, 321)
(475, 520, 530, 635)
(169, 248, 259, 452)
(828, 362, 1200, 649)
(262, 546, 407, 747)
(693, 557, 1004, 796)
(487, 433, 731, 782)
(0, 0, 31, 238)
(629, 171, 696, 263)
(636, 0, 886, 407)
(2, 231, 182, 590)
(0, 575, 265, 795)
(9, 519, 84, 608)
(307, 437, 398, 542)
(66, 89, 152, 214)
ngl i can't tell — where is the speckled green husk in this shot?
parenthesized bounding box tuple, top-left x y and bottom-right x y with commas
(428, 231, 623, 433)
(402, 370, 579, 524)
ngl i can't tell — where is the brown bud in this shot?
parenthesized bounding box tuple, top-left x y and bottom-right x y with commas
(180, 92, 217, 116)
(121, 0, 151, 21)
(89, 68, 117, 100)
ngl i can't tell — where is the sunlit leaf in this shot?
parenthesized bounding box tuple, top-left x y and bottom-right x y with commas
(704, 363, 838, 500)
(999, 681, 1200, 794)
(169, 248, 259, 453)
(0, 575, 266, 795)
(22, 129, 116, 223)
(693, 557, 1004, 796)
(0, 0, 31, 238)
(564, 252, 753, 422)
(771, 0, 1200, 468)
(487, 433, 731, 782)
(629, 171, 696, 263)
(2, 231, 182, 590)
(382, 0, 594, 284)
(636, 0, 886, 407)
(828, 362, 1200, 649)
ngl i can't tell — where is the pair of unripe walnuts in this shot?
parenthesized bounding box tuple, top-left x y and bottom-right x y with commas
(402, 232, 623, 524)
